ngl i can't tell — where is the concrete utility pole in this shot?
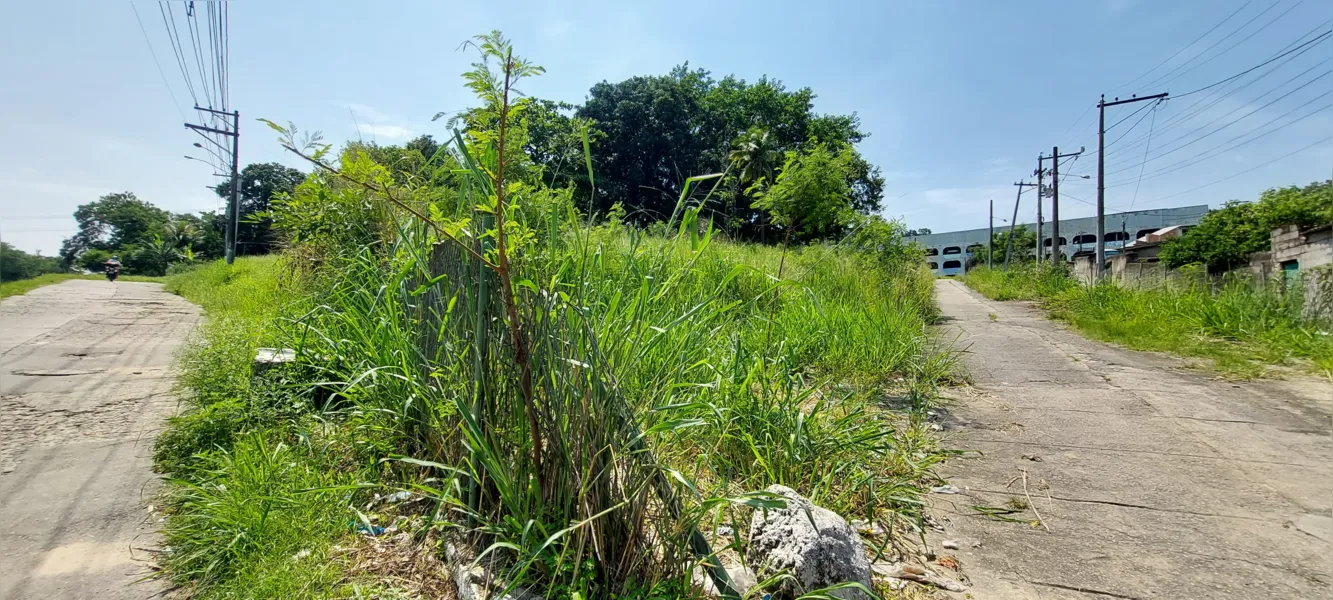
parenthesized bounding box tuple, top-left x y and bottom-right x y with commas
(186, 107, 241, 265)
(1035, 154, 1044, 264)
(988, 199, 994, 269)
(1098, 93, 1165, 278)
(1005, 181, 1039, 271)
(1038, 146, 1084, 265)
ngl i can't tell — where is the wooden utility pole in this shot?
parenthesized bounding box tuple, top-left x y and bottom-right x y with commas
(1098, 93, 1165, 278)
(988, 199, 994, 269)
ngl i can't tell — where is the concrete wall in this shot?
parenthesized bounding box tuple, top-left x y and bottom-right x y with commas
(1268, 225, 1333, 321)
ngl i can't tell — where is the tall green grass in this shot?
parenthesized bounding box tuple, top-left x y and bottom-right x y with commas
(155, 32, 953, 600)
(964, 264, 1333, 378)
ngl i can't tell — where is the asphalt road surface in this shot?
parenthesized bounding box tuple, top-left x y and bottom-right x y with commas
(932, 279, 1332, 599)
(0, 280, 198, 600)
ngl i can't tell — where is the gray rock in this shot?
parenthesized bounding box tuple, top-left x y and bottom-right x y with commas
(747, 485, 872, 599)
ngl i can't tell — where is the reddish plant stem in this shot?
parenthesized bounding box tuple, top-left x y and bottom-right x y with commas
(492, 49, 545, 494)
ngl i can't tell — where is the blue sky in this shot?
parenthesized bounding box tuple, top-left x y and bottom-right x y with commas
(2, 0, 1330, 254)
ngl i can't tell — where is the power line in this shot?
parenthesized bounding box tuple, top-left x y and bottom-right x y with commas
(1105, 99, 1164, 149)
(1134, 135, 1331, 206)
(1172, 28, 1331, 99)
(1128, 103, 1160, 210)
(1145, 1, 1306, 92)
(1136, 2, 1282, 92)
(1107, 95, 1331, 186)
(1105, 71, 1329, 177)
(1112, 2, 1253, 93)
(1105, 58, 1329, 169)
(1105, 99, 1157, 132)
(1103, 35, 1330, 163)
(130, 2, 187, 122)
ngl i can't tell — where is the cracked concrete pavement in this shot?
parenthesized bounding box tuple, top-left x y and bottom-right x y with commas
(931, 279, 1332, 600)
(0, 280, 198, 600)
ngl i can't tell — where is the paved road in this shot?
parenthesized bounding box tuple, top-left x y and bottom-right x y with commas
(0, 280, 198, 600)
(931, 279, 1332, 600)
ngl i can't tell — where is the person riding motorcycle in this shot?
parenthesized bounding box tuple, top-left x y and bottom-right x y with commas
(104, 256, 121, 282)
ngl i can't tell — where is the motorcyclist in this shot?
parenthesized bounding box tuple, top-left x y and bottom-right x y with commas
(105, 256, 122, 282)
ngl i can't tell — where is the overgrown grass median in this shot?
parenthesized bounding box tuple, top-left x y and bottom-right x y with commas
(156, 231, 953, 598)
(964, 264, 1333, 378)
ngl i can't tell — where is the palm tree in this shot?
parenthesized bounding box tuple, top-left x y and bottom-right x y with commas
(726, 127, 780, 234)
(162, 218, 201, 250)
(728, 127, 779, 187)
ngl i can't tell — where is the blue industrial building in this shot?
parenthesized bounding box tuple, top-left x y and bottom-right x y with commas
(908, 205, 1209, 276)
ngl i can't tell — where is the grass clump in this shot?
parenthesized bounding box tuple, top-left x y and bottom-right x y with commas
(964, 264, 1333, 378)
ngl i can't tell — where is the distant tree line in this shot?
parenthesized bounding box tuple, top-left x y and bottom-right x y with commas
(55, 162, 303, 276)
(1, 243, 62, 282)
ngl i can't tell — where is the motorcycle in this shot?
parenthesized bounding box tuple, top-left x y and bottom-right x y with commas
(105, 265, 120, 282)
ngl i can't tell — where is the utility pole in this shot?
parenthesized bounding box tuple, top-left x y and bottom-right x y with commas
(1037, 146, 1084, 265)
(1098, 93, 1165, 278)
(1005, 181, 1039, 271)
(186, 107, 240, 264)
(1035, 154, 1044, 265)
(988, 199, 994, 269)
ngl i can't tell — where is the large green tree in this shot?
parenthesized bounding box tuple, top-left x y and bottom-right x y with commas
(574, 66, 884, 238)
(214, 162, 306, 255)
(59, 192, 171, 267)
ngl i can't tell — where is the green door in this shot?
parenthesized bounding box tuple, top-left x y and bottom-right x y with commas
(1281, 260, 1300, 289)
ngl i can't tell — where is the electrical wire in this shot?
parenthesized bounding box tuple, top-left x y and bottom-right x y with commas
(1133, 136, 1331, 206)
(130, 2, 187, 121)
(1105, 99, 1164, 150)
(1128, 103, 1160, 209)
(1136, 2, 1282, 92)
(1112, 2, 1253, 93)
(1104, 58, 1329, 169)
(1103, 26, 1332, 160)
(159, 2, 198, 106)
(1172, 28, 1331, 99)
(1145, 1, 1305, 92)
(1106, 95, 1331, 187)
(1105, 70, 1329, 177)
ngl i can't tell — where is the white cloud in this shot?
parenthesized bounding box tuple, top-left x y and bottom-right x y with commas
(356, 123, 413, 141)
(346, 103, 395, 123)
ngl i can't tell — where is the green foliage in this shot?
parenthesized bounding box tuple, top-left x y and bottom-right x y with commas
(980, 225, 1037, 267)
(215, 162, 307, 255)
(1161, 180, 1332, 272)
(158, 30, 947, 600)
(576, 66, 883, 238)
(964, 265, 1332, 378)
(0, 242, 62, 281)
(1159, 201, 1270, 272)
(59, 192, 169, 266)
(963, 263, 1076, 301)
(752, 142, 856, 239)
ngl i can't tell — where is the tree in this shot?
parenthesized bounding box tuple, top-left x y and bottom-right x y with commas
(1160, 180, 1331, 273)
(752, 142, 856, 241)
(575, 65, 883, 237)
(214, 162, 306, 255)
(906, 228, 932, 237)
(59, 192, 170, 267)
(1, 243, 62, 281)
(985, 225, 1036, 266)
